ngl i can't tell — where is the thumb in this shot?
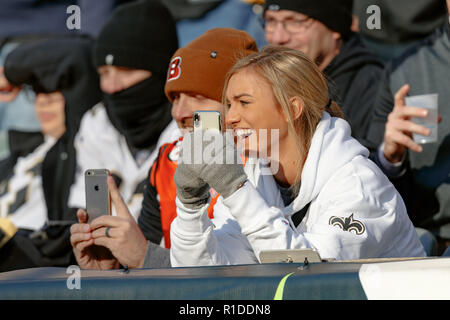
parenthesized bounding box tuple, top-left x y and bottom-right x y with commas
(107, 175, 131, 218)
(77, 208, 88, 224)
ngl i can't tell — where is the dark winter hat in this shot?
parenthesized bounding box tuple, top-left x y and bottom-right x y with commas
(93, 0, 178, 76)
(165, 28, 258, 103)
(5, 36, 102, 134)
(264, 0, 353, 39)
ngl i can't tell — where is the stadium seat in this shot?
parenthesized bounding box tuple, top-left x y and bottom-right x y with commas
(415, 227, 438, 256)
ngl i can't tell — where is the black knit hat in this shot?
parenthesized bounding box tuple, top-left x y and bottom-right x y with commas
(264, 0, 353, 40)
(93, 0, 178, 76)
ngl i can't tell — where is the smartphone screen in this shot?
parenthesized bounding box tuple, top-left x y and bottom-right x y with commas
(85, 169, 111, 222)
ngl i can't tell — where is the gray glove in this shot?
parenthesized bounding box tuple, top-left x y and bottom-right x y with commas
(174, 130, 247, 210)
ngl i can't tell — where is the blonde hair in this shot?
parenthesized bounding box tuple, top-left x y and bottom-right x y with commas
(222, 45, 344, 186)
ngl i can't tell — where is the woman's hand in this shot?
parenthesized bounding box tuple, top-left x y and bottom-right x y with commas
(89, 176, 148, 269)
(174, 130, 247, 209)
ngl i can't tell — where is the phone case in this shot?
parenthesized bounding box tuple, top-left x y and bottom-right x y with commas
(259, 249, 322, 263)
(85, 169, 111, 222)
(193, 110, 222, 132)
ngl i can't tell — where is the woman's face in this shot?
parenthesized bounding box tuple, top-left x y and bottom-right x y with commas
(34, 91, 66, 138)
(225, 68, 289, 160)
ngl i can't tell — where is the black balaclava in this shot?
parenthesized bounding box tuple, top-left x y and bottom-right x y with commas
(94, 0, 178, 150)
(103, 75, 172, 149)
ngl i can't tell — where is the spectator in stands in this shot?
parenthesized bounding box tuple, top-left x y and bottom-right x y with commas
(139, 28, 258, 249)
(69, 28, 258, 269)
(366, 0, 450, 253)
(0, 0, 135, 159)
(169, 46, 425, 266)
(353, 0, 448, 62)
(0, 37, 102, 272)
(263, 0, 383, 145)
(67, 0, 179, 222)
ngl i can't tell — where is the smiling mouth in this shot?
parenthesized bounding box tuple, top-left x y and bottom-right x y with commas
(234, 128, 255, 140)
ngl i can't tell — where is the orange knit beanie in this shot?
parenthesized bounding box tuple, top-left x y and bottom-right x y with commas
(164, 28, 258, 103)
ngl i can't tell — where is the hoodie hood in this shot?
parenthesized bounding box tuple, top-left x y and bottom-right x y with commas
(291, 112, 369, 212)
(245, 112, 369, 215)
(325, 34, 383, 79)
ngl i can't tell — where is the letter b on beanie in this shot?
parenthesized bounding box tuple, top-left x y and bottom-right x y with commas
(164, 28, 258, 103)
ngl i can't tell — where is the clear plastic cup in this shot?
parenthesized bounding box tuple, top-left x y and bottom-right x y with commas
(405, 93, 438, 144)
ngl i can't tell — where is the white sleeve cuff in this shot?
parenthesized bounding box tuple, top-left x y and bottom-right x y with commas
(378, 143, 407, 177)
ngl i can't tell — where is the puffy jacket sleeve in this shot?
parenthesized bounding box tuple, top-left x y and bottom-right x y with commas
(170, 195, 259, 266)
(170, 159, 425, 266)
(169, 178, 311, 266)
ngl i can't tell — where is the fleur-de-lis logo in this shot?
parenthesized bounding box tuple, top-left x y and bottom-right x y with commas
(329, 214, 365, 235)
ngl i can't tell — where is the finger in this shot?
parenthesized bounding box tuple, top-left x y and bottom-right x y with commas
(393, 84, 410, 109)
(70, 222, 91, 236)
(90, 225, 120, 240)
(401, 106, 429, 118)
(438, 114, 442, 124)
(91, 226, 109, 239)
(70, 228, 92, 244)
(74, 238, 95, 253)
(107, 175, 132, 218)
(390, 119, 431, 136)
(77, 209, 89, 224)
(89, 214, 124, 231)
(388, 129, 423, 153)
(93, 236, 115, 251)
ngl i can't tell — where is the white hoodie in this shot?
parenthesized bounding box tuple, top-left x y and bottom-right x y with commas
(170, 113, 425, 266)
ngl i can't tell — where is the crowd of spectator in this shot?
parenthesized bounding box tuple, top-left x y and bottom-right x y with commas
(0, 0, 449, 272)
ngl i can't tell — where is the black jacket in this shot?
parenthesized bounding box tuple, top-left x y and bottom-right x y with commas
(366, 23, 450, 238)
(0, 36, 102, 271)
(324, 34, 384, 145)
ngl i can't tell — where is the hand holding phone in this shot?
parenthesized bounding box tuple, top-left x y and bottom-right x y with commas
(85, 169, 111, 223)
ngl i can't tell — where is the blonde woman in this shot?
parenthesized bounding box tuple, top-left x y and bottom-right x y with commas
(170, 46, 425, 266)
